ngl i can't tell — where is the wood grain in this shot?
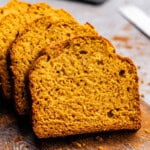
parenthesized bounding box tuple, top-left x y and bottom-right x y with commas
(0, 99, 149, 150)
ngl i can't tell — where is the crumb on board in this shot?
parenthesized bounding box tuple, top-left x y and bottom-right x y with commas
(112, 36, 129, 43)
(82, 142, 86, 147)
(95, 136, 104, 142)
(111, 35, 133, 49)
(0, 114, 16, 127)
(98, 146, 104, 150)
(123, 24, 132, 31)
(141, 80, 144, 84)
(141, 94, 144, 98)
(60, 147, 70, 150)
(72, 141, 82, 148)
(148, 82, 150, 86)
(144, 129, 150, 134)
(14, 135, 24, 142)
(132, 143, 140, 149)
(137, 66, 141, 69)
(57, 148, 70, 150)
(125, 45, 132, 49)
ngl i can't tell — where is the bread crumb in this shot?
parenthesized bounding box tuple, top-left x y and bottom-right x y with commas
(137, 66, 141, 69)
(82, 142, 86, 147)
(98, 146, 104, 150)
(112, 36, 129, 43)
(95, 136, 104, 142)
(148, 82, 150, 86)
(133, 143, 140, 148)
(112, 35, 132, 49)
(123, 24, 132, 31)
(141, 80, 144, 84)
(144, 129, 150, 134)
(72, 141, 82, 148)
(125, 45, 132, 49)
(0, 114, 16, 127)
(141, 94, 144, 98)
(14, 135, 24, 142)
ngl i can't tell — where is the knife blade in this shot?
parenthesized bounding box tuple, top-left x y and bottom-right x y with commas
(119, 5, 150, 38)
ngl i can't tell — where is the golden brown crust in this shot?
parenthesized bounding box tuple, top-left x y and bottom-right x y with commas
(29, 36, 141, 138)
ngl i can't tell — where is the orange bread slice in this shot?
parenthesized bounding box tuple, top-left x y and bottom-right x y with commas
(0, 2, 76, 100)
(10, 17, 98, 115)
(29, 36, 141, 138)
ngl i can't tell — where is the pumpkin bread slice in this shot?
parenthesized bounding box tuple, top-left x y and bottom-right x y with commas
(0, 2, 76, 100)
(10, 17, 98, 115)
(29, 36, 141, 138)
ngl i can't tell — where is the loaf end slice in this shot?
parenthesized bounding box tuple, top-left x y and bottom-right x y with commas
(29, 36, 141, 138)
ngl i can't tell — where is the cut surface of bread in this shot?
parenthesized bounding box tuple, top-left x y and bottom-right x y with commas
(10, 17, 98, 115)
(29, 36, 141, 138)
(0, 2, 76, 100)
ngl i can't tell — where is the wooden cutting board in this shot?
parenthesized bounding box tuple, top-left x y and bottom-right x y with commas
(0, 99, 150, 150)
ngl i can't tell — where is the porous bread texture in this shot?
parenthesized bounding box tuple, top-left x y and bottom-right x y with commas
(10, 17, 98, 115)
(0, 0, 31, 19)
(29, 36, 141, 138)
(0, 2, 76, 100)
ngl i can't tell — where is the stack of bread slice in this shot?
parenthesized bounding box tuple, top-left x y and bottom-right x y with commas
(0, 0, 76, 100)
(0, 0, 141, 139)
